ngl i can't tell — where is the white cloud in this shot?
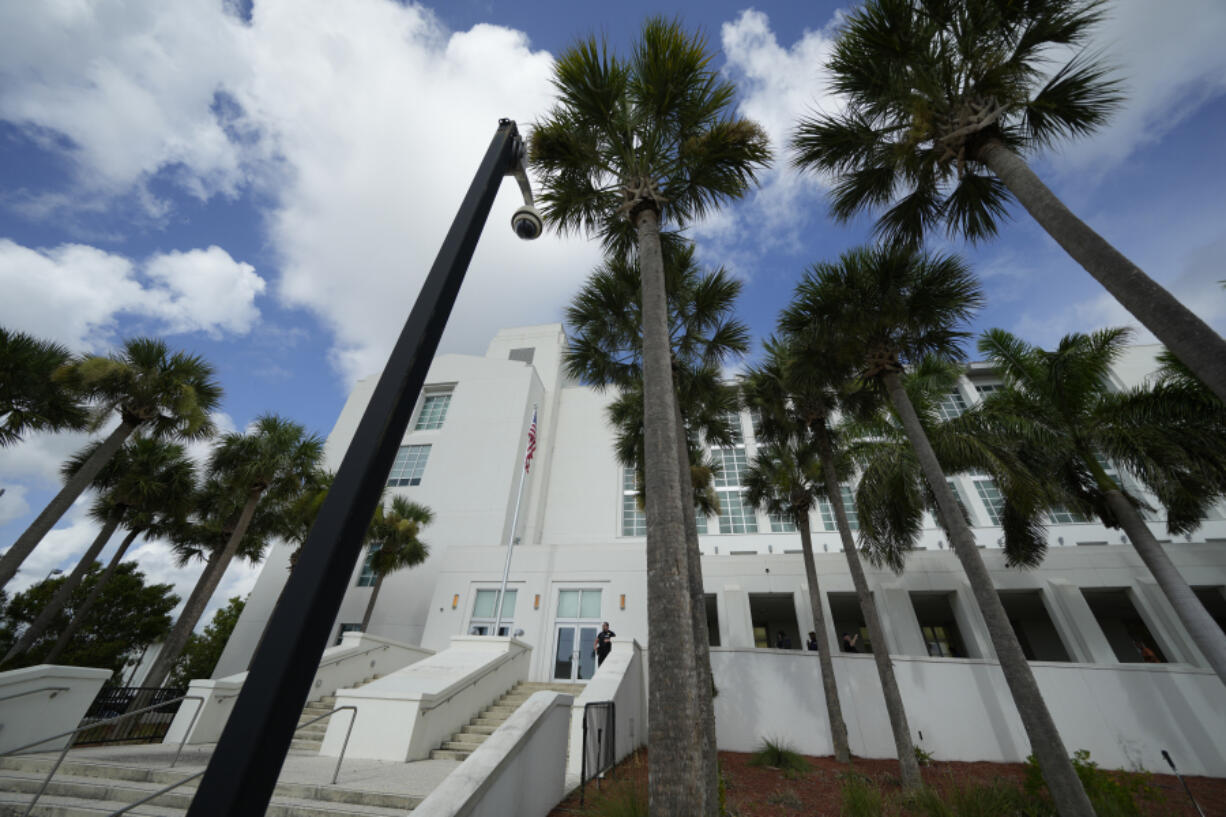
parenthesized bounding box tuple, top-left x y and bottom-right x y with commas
(0, 239, 265, 351)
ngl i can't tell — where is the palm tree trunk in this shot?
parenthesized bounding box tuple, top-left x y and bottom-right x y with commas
(636, 204, 705, 816)
(0, 420, 137, 591)
(980, 141, 1226, 403)
(882, 370, 1095, 817)
(2, 513, 123, 664)
(360, 573, 385, 633)
(797, 513, 851, 762)
(1102, 490, 1226, 685)
(142, 489, 263, 690)
(45, 526, 142, 664)
(812, 422, 922, 789)
(673, 400, 719, 816)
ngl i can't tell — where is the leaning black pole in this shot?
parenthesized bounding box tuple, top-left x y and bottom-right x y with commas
(186, 119, 527, 816)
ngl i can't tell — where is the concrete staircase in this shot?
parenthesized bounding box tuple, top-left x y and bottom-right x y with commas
(430, 681, 583, 761)
(291, 675, 380, 754)
(0, 754, 424, 816)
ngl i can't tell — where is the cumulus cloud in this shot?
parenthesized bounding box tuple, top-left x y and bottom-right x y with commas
(0, 239, 264, 351)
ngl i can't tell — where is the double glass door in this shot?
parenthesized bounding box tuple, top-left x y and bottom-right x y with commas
(552, 588, 602, 681)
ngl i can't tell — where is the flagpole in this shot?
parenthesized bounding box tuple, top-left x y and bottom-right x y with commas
(494, 405, 535, 635)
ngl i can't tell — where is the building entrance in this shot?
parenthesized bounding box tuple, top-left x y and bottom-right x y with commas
(552, 588, 603, 681)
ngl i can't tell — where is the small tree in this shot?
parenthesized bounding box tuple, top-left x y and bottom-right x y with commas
(359, 496, 432, 632)
(170, 596, 246, 687)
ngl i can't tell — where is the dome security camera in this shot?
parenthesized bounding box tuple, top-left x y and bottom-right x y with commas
(511, 205, 543, 240)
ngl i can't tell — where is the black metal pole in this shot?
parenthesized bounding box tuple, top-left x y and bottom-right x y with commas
(185, 119, 524, 816)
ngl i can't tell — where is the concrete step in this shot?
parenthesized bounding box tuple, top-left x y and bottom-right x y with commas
(517, 682, 585, 692)
(0, 769, 418, 816)
(428, 749, 469, 762)
(470, 717, 506, 728)
(289, 738, 323, 752)
(445, 734, 486, 748)
(0, 757, 422, 810)
(295, 723, 330, 737)
(463, 724, 497, 736)
(480, 705, 517, 717)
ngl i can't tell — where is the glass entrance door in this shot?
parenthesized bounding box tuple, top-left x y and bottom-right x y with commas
(553, 624, 599, 681)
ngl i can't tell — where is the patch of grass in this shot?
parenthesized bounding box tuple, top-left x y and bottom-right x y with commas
(1023, 750, 1170, 817)
(587, 782, 647, 817)
(766, 788, 804, 810)
(839, 772, 886, 817)
(748, 738, 810, 774)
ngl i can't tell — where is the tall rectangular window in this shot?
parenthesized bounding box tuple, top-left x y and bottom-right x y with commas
(819, 486, 859, 531)
(414, 392, 452, 430)
(769, 510, 797, 533)
(718, 490, 758, 534)
(471, 588, 517, 635)
(973, 478, 1005, 526)
(622, 467, 645, 536)
(946, 479, 975, 526)
(387, 444, 430, 486)
(356, 544, 379, 586)
(936, 389, 968, 421)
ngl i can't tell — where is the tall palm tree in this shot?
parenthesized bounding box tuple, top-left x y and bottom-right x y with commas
(742, 337, 923, 790)
(3, 438, 196, 663)
(791, 0, 1226, 404)
(141, 415, 323, 690)
(782, 244, 1095, 817)
(0, 327, 88, 447)
(359, 496, 432, 632)
(740, 436, 852, 764)
(975, 327, 1226, 685)
(0, 338, 221, 591)
(534, 26, 769, 810)
(563, 242, 747, 812)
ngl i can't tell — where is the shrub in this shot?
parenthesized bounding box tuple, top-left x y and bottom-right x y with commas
(1023, 750, 1167, 817)
(914, 745, 935, 767)
(589, 781, 647, 817)
(839, 772, 885, 817)
(748, 738, 810, 774)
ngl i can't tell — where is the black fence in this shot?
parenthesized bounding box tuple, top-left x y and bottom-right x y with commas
(579, 701, 616, 806)
(73, 686, 187, 746)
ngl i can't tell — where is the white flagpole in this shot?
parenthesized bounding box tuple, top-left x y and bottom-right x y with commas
(494, 405, 535, 635)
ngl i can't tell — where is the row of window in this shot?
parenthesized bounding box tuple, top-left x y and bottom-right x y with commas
(382, 390, 452, 488)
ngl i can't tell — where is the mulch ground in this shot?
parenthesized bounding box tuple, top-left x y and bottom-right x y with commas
(549, 749, 1226, 816)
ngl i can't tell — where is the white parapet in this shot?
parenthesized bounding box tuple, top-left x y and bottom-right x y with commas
(163, 631, 432, 746)
(710, 647, 1226, 777)
(565, 639, 646, 788)
(321, 636, 531, 762)
(412, 690, 573, 817)
(0, 664, 112, 753)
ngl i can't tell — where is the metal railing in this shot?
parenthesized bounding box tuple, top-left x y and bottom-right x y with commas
(103, 705, 358, 817)
(579, 700, 615, 807)
(0, 686, 70, 704)
(1, 694, 204, 817)
(420, 647, 527, 713)
(76, 686, 187, 745)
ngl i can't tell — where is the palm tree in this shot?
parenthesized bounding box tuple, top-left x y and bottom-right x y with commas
(740, 435, 852, 763)
(742, 337, 923, 790)
(359, 496, 432, 632)
(791, 0, 1226, 403)
(533, 25, 769, 809)
(141, 415, 323, 690)
(975, 327, 1226, 685)
(781, 244, 1095, 817)
(3, 438, 197, 663)
(0, 338, 221, 591)
(563, 242, 747, 811)
(0, 327, 88, 447)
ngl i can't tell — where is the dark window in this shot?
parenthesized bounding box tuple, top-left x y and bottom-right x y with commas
(911, 592, 970, 658)
(750, 592, 799, 650)
(508, 347, 535, 364)
(998, 590, 1071, 661)
(1082, 588, 1167, 663)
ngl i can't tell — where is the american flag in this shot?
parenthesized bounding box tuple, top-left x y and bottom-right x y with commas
(524, 408, 537, 473)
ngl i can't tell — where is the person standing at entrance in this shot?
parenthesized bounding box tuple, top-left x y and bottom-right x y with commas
(594, 621, 616, 666)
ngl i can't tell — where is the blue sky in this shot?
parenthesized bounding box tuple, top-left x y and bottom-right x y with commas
(2, 0, 1225, 626)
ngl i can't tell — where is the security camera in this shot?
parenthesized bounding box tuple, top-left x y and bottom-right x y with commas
(511, 205, 543, 240)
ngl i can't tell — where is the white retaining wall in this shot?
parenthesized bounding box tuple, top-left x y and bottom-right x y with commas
(710, 647, 1226, 777)
(322, 636, 530, 762)
(163, 632, 431, 745)
(565, 639, 646, 786)
(412, 691, 573, 817)
(0, 665, 112, 753)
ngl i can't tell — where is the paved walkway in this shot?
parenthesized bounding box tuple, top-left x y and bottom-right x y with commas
(51, 743, 461, 798)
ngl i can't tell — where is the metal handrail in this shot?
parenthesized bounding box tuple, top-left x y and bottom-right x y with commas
(104, 706, 359, 817)
(0, 686, 70, 704)
(419, 648, 527, 713)
(7, 694, 204, 817)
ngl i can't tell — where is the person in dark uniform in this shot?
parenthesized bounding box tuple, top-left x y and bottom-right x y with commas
(841, 632, 860, 653)
(775, 630, 792, 649)
(806, 631, 819, 651)
(594, 621, 616, 666)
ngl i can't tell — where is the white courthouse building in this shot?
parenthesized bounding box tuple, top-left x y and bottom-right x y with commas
(213, 324, 1226, 774)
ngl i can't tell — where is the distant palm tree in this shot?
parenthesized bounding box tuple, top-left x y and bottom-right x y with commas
(782, 244, 1095, 817)
(141, 415, 322, 690)
(563, 241, 747, 812)
(3, 438, 196, 663)
(0, 338, 221, 591)
(792, 0, 1226, 403)
(0, 327, 88, 446)
(359, 496, 432, 632)
(975, 327, 1226, 685)
(742, 337, 923, 790)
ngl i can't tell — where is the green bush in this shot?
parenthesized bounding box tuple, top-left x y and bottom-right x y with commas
(839, 772, 885, 817)
(1023, 750, 1167, 817)
(589, 782, 647, 817)
(748, 738, 810, 774)
(914, 745, 935, 767)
